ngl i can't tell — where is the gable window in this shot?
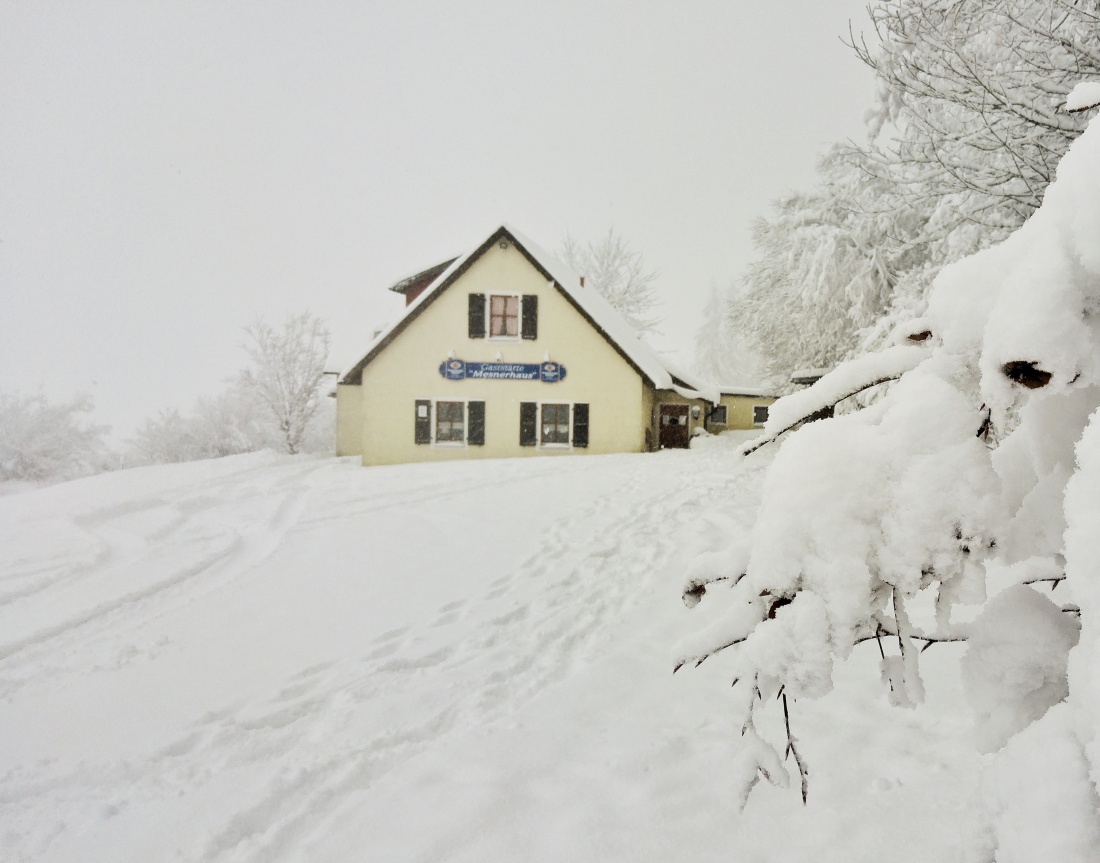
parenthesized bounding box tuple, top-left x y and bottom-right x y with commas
(541, 403, 570, 445)
(753, 405, 769, 426)
(489, 295, 519, 337)
(710, 405, 728, 425)
(436, 401, 465, 442)
(471, 293, 538, 339)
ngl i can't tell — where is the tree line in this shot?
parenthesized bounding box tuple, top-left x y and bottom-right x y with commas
(0, 312, 333, 487)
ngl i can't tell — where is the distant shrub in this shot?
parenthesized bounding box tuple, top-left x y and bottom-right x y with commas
(0, 390, 113, 482)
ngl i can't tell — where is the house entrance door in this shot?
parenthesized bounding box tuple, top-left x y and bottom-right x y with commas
(658, 404, 690, 449)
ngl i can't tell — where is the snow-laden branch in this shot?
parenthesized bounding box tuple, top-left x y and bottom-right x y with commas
(740, 345, 928, 456)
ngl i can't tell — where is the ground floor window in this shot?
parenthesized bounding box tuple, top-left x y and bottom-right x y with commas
(710, 405, 728, 425)
(436, 401, 465, 442)
(753, 405, 769, 426)
(520, 401, 588, 448)
(415, 399, 485, 446)
(541, 403, 570, 444)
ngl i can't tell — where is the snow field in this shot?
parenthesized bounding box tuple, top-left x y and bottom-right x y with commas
(0, 438, 983, 861)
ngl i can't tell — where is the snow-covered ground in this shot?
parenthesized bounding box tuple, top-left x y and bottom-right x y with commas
(1, 436, 983, 862)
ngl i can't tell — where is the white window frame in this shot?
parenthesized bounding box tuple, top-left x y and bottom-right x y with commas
(657, 402, 690, 428)
(753, 404, 769, 427)
(425, 397, 472, 447)
(537, 400, 575, 449)
(486, 293, 523, 341)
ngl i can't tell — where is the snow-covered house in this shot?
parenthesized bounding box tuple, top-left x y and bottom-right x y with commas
(337, 225, 775, 466)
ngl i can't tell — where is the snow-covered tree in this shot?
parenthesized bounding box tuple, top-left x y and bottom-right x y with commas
(128, 385, 281, 465)
(732, 149, 937, 384)
(852, 0, 1098, 232)
(560, 229, 661, 335)
(130, 313, 335, 465)
(680, 91, 1100, 859)
(693, 283, 766, 386)
(0, 390, 113, 482)
(732, 0, 1100, 386)
(240, 312, 331, 455)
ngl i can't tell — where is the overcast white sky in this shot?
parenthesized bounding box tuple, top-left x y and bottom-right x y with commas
(1, 1, 876, 437)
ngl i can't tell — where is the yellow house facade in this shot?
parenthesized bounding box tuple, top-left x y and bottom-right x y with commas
(337, 225, 775, 466)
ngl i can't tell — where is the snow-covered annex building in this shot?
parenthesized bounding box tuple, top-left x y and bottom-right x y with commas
(337, 225, 774, 466)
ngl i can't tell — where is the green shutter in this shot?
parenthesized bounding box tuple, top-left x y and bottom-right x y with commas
(414, 400, 431, 444)
(521, 295, 538, 340)
(519, 402, 537, 446)
(468, 294, 486, 339)
(468, 401, 485, 446)
(572, 403, 589, 448)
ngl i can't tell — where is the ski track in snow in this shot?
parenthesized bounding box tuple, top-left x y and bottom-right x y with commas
(0, 460, 321, 685)
(0, 444, 758, 862)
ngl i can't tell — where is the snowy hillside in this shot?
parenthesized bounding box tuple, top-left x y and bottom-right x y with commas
(1, 439, 983, 862)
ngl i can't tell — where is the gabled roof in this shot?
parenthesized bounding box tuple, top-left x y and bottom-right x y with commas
(340, 224, 719, 402)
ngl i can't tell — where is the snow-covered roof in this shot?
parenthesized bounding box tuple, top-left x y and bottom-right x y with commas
(714, 384, 778, 398)
(790, 367, 832, 386)
(340, 224, 718, 401)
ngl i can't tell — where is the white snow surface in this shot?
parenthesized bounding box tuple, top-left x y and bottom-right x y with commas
(961, 584, 1079, 753)
(0, 438, 988, 862)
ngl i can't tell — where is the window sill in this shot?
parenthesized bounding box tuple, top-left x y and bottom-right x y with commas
(432, 441, 467, 448)
(539, 443, 571, 450)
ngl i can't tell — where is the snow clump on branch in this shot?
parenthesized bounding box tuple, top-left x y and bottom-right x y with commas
(680, 99, 1100, 858)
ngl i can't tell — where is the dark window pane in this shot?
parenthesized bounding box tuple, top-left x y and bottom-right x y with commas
(541, 403, 570, 444)
(436, 401, 465, 442)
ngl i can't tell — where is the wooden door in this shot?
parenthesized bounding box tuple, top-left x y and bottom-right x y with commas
(658, 404, 690, 449)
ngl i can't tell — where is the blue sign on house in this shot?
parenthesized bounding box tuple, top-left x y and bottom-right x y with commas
(438, 360, 567, 382)
(441, 359, 468, 380)
(539, 361, 565, 382)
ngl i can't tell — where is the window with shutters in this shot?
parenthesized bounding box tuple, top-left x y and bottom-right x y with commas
(489, 294, 520, 337)
(435, 401, 465, 442)
(520, 402, 589, 449)
(418, 399, 485, 446)
(540, 403, 570, 445)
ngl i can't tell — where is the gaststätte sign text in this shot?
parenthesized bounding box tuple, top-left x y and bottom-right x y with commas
(439, 359, 567, 383)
